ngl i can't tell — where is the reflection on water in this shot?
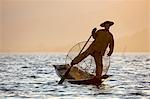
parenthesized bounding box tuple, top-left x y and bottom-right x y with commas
(0, 53, 149, 99)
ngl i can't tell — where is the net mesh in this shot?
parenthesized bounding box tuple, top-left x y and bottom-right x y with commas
(65, 41, 110, 76)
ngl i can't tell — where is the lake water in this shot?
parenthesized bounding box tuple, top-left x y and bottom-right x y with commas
(0, 53, 149, 99)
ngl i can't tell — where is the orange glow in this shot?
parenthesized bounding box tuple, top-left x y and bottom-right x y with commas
(0, 0, 150, 52)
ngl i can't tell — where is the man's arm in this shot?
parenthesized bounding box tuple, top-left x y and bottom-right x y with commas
(108, 35, 114, 56)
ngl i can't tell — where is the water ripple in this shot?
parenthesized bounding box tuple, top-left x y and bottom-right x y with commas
(0, 53, 149, 98)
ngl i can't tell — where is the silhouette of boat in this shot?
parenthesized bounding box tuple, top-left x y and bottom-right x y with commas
(53, 64, 109, 85)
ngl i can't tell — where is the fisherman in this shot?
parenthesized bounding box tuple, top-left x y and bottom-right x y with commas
(71, 21, 114, 81)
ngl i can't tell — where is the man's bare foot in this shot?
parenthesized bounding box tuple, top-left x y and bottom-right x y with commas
(101, 75, 109, 79)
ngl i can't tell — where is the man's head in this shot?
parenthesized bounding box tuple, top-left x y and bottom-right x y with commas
(100, 21, 114, 30)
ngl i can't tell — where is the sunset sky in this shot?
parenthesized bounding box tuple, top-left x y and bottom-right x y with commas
(0, 0, 150, 52)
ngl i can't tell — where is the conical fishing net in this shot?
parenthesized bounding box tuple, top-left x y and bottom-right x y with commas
(65, 41, 110, 77)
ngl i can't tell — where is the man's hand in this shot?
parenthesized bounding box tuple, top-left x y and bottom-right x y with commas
(92, 28, 97, 33)
(92, 28, 97, 39)
(107, 52, 112, 56)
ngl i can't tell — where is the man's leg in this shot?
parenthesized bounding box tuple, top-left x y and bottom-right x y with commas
(93, 52, 103, 77)
(71, 48, 93, 65)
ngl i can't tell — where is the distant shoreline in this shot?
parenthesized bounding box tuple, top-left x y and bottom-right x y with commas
(0, 52, 149, 55)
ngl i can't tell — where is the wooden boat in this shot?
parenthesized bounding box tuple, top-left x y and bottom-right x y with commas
(53, 64, 110, 85)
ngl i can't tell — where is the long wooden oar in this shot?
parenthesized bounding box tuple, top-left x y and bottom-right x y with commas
(58, 35, 92, 84)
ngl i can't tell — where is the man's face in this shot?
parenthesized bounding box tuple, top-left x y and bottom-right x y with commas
(105, 24, 110, 29)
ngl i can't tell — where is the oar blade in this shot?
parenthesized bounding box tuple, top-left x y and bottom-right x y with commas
(58, 65, 73, 84)
(58, 77, 65, 84)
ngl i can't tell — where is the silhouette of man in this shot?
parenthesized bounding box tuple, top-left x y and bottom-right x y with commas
(71, 21, 114, 80)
